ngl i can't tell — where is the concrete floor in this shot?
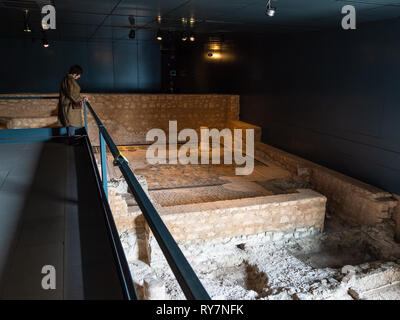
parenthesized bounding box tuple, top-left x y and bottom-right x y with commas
(0, 141, 125, 299)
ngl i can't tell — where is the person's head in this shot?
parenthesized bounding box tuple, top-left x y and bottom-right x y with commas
(69, 65, 83, 80)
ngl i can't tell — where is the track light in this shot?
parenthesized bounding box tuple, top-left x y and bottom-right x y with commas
(23, 9, 31, 32)
(266, 0, 276, 17)
(156, 29, 163, 41)
(41, 28, 49, 48)
(181, 32, 188, 41)
(128, 16, 136, 39)
(42, 38, 49, 48)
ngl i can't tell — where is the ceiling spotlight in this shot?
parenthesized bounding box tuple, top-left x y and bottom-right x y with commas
(156, 29, 163, 41)
(189, 33, 195, 42)
(266, 0, 276, 17)
(41, 28, 49, 47)
(42, 38, 49, 48)
(23, 9, 31, 32)
(128, 16, 136, 39)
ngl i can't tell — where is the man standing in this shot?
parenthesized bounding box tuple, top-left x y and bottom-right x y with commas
(58, 65, 88, 137)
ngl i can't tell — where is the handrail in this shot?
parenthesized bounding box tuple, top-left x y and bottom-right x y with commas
(0, 96, 59, 100)
(0, 96, 138, 300)
(0, 95, 211, 300)
(85, 101, 211, 300)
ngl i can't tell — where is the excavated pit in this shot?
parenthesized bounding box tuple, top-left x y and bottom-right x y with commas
(93, 145, 400, 300)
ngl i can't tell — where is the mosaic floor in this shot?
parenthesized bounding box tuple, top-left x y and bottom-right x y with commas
(95, 145, 308, 207)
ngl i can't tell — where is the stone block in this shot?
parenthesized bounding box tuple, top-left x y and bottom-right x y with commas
(143, 278, 167, 300)
(393, 195, 400, 242)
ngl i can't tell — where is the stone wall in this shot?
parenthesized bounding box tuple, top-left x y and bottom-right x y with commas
(0, 93, 240, 146)
(85, 94, 239, 145)
(0, 94, 57, 118)
(159, 189, 326, 241)
(114, 189, 326, 245)
(227, 120, 262, 143)
(394, 195, 400, 242)
(254, 142, 398, 226)
(5, 116, 59, 129)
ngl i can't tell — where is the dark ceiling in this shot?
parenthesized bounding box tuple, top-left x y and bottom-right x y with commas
(1, 0, 400, 41)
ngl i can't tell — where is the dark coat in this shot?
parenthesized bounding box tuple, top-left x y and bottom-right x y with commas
(58, 74, 83, 127)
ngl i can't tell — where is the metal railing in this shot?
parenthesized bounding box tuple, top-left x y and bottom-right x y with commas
(0, 95, 211, 300)
(0, 96, 137, 299)
(85, 101, 211, 300)
(80, 122, 138, 300)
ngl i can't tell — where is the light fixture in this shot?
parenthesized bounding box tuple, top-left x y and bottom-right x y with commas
(23, 9, 31, 32)
(210, 43, 221, 51)
(189, 33, 195, 42)
(41, 28, 49, 48)
(181, 32, 188, 41)
(128, 16, 136, 39)
(157, 15, 162, 23)
(266, 0, 276, 17)
(156, 29, 163, 41)
(42, 37, 49, 48)
(189, 17, 195, 26)
(207, 52, 221, 59)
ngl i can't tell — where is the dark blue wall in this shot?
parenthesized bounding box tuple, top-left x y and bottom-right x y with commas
(0, 38, 161, 93)
(177, 19, 400, 194)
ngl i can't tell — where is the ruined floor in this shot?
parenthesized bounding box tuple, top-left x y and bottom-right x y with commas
(131, 214, 400, 300)
(96, 145, 308, 207)
(93, 145, 400, 300)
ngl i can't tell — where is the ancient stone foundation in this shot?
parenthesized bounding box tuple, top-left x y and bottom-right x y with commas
(3, 92, 400, 300)
(253, 142, 398, 227)
(156, 189, 325, 241)
(394, 195, 400, 242)
(0, 93, 244, 145)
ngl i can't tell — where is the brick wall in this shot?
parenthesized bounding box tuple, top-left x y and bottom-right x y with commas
(394, 195, 400, 242)
(160, 189, 326, 241)
(85, 94, 239, 145)
(254, 142, 398, 225)
(0, 93, 240, 146)
(0, 94, 57, 119)
(114, 189, 326, 243)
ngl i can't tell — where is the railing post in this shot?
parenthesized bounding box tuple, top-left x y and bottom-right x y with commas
(84, 101, 88, 133)
(100, 131, 108, 199)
